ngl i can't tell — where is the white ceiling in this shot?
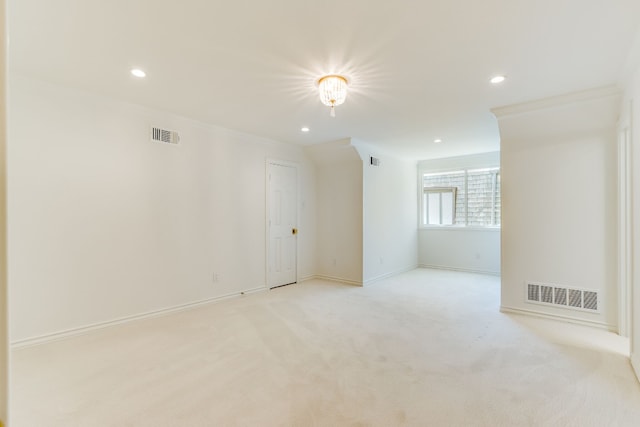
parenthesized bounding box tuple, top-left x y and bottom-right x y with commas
(9, 0, 640, 160)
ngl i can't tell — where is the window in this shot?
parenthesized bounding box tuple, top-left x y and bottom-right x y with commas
(424, 187, 457, 225)
(421, 170, 465, 225)
(421, 167, 500, 227)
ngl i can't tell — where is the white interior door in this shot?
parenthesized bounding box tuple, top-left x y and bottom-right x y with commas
(268, 163, 297, 288)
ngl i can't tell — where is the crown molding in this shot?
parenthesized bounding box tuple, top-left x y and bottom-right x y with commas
(491, 85, 621, 119)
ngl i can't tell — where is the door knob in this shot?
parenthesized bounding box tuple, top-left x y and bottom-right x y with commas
(292, 228, 298, 235)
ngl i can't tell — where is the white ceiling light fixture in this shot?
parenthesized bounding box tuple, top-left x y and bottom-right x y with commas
(301, 127, 310, 132)
(317, 75, 348, 117)
(131, 68, 146, 78)
(490, 75, 506, 84)
(434, 138, 443, 143)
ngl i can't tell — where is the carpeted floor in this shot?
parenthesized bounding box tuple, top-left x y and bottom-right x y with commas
(10, 269, 640, 426)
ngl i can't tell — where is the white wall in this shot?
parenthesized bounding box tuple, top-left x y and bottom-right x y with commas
(354, 142, 418, 284)
(307, 140, 363, 284)
(495, 88, 620, 330)
(417, 152, 501, 275)
(8, 75, 316, 343)
(0, 0, 7, 421)
(419, 228, 500, 274)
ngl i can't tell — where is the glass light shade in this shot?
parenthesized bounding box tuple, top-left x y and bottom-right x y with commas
(318, 75, 348, 107)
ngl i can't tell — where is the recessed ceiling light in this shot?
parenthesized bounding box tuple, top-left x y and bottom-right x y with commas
(434, 138, 442, 144)
(131, 68, 146, 78)
(301, 127, 310, 132)
(490, 75, 506, 84)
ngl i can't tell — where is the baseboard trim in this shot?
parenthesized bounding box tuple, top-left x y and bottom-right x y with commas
(362, 264, 418, 286)
(312, 275, 362, 286)
(500, 305, 616, 332)
(11, 286, 267, 349)
(297, 274, 317, 283)
(312, 265, 420, 287)
(632, 353, 640, 384)
(419, 264, 500, 276)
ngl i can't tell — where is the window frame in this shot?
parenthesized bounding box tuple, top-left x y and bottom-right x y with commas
(419, 167, 501, 230)
(423, 186, 457, 226)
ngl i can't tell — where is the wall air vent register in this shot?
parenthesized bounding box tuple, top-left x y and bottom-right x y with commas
(151, 127, 180, 145)
(526, 282, 598, 312)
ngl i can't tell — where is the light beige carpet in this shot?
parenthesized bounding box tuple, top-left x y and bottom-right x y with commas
(11, 269, 640, 426)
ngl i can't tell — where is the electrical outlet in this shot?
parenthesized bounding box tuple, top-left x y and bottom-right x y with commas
(212, 272, 220, 283)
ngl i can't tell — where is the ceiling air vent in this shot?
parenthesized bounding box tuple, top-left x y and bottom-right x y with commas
(151, 127, 180, 145)
(526, 282, 599, 313)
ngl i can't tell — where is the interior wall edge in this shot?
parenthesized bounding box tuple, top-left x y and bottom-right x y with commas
(631, 353, 640, 383)
(500, 306, 617, 332)
(361, 264, 418, 286)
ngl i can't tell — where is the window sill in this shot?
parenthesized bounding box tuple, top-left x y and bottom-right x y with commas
(420, 226, 501, 232)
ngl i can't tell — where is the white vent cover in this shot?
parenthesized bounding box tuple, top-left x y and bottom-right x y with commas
(151, 127, 180, 145)
(526, 282, 599, 312)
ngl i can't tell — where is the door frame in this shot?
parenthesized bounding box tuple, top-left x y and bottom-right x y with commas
(265, 159, 300, 289)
